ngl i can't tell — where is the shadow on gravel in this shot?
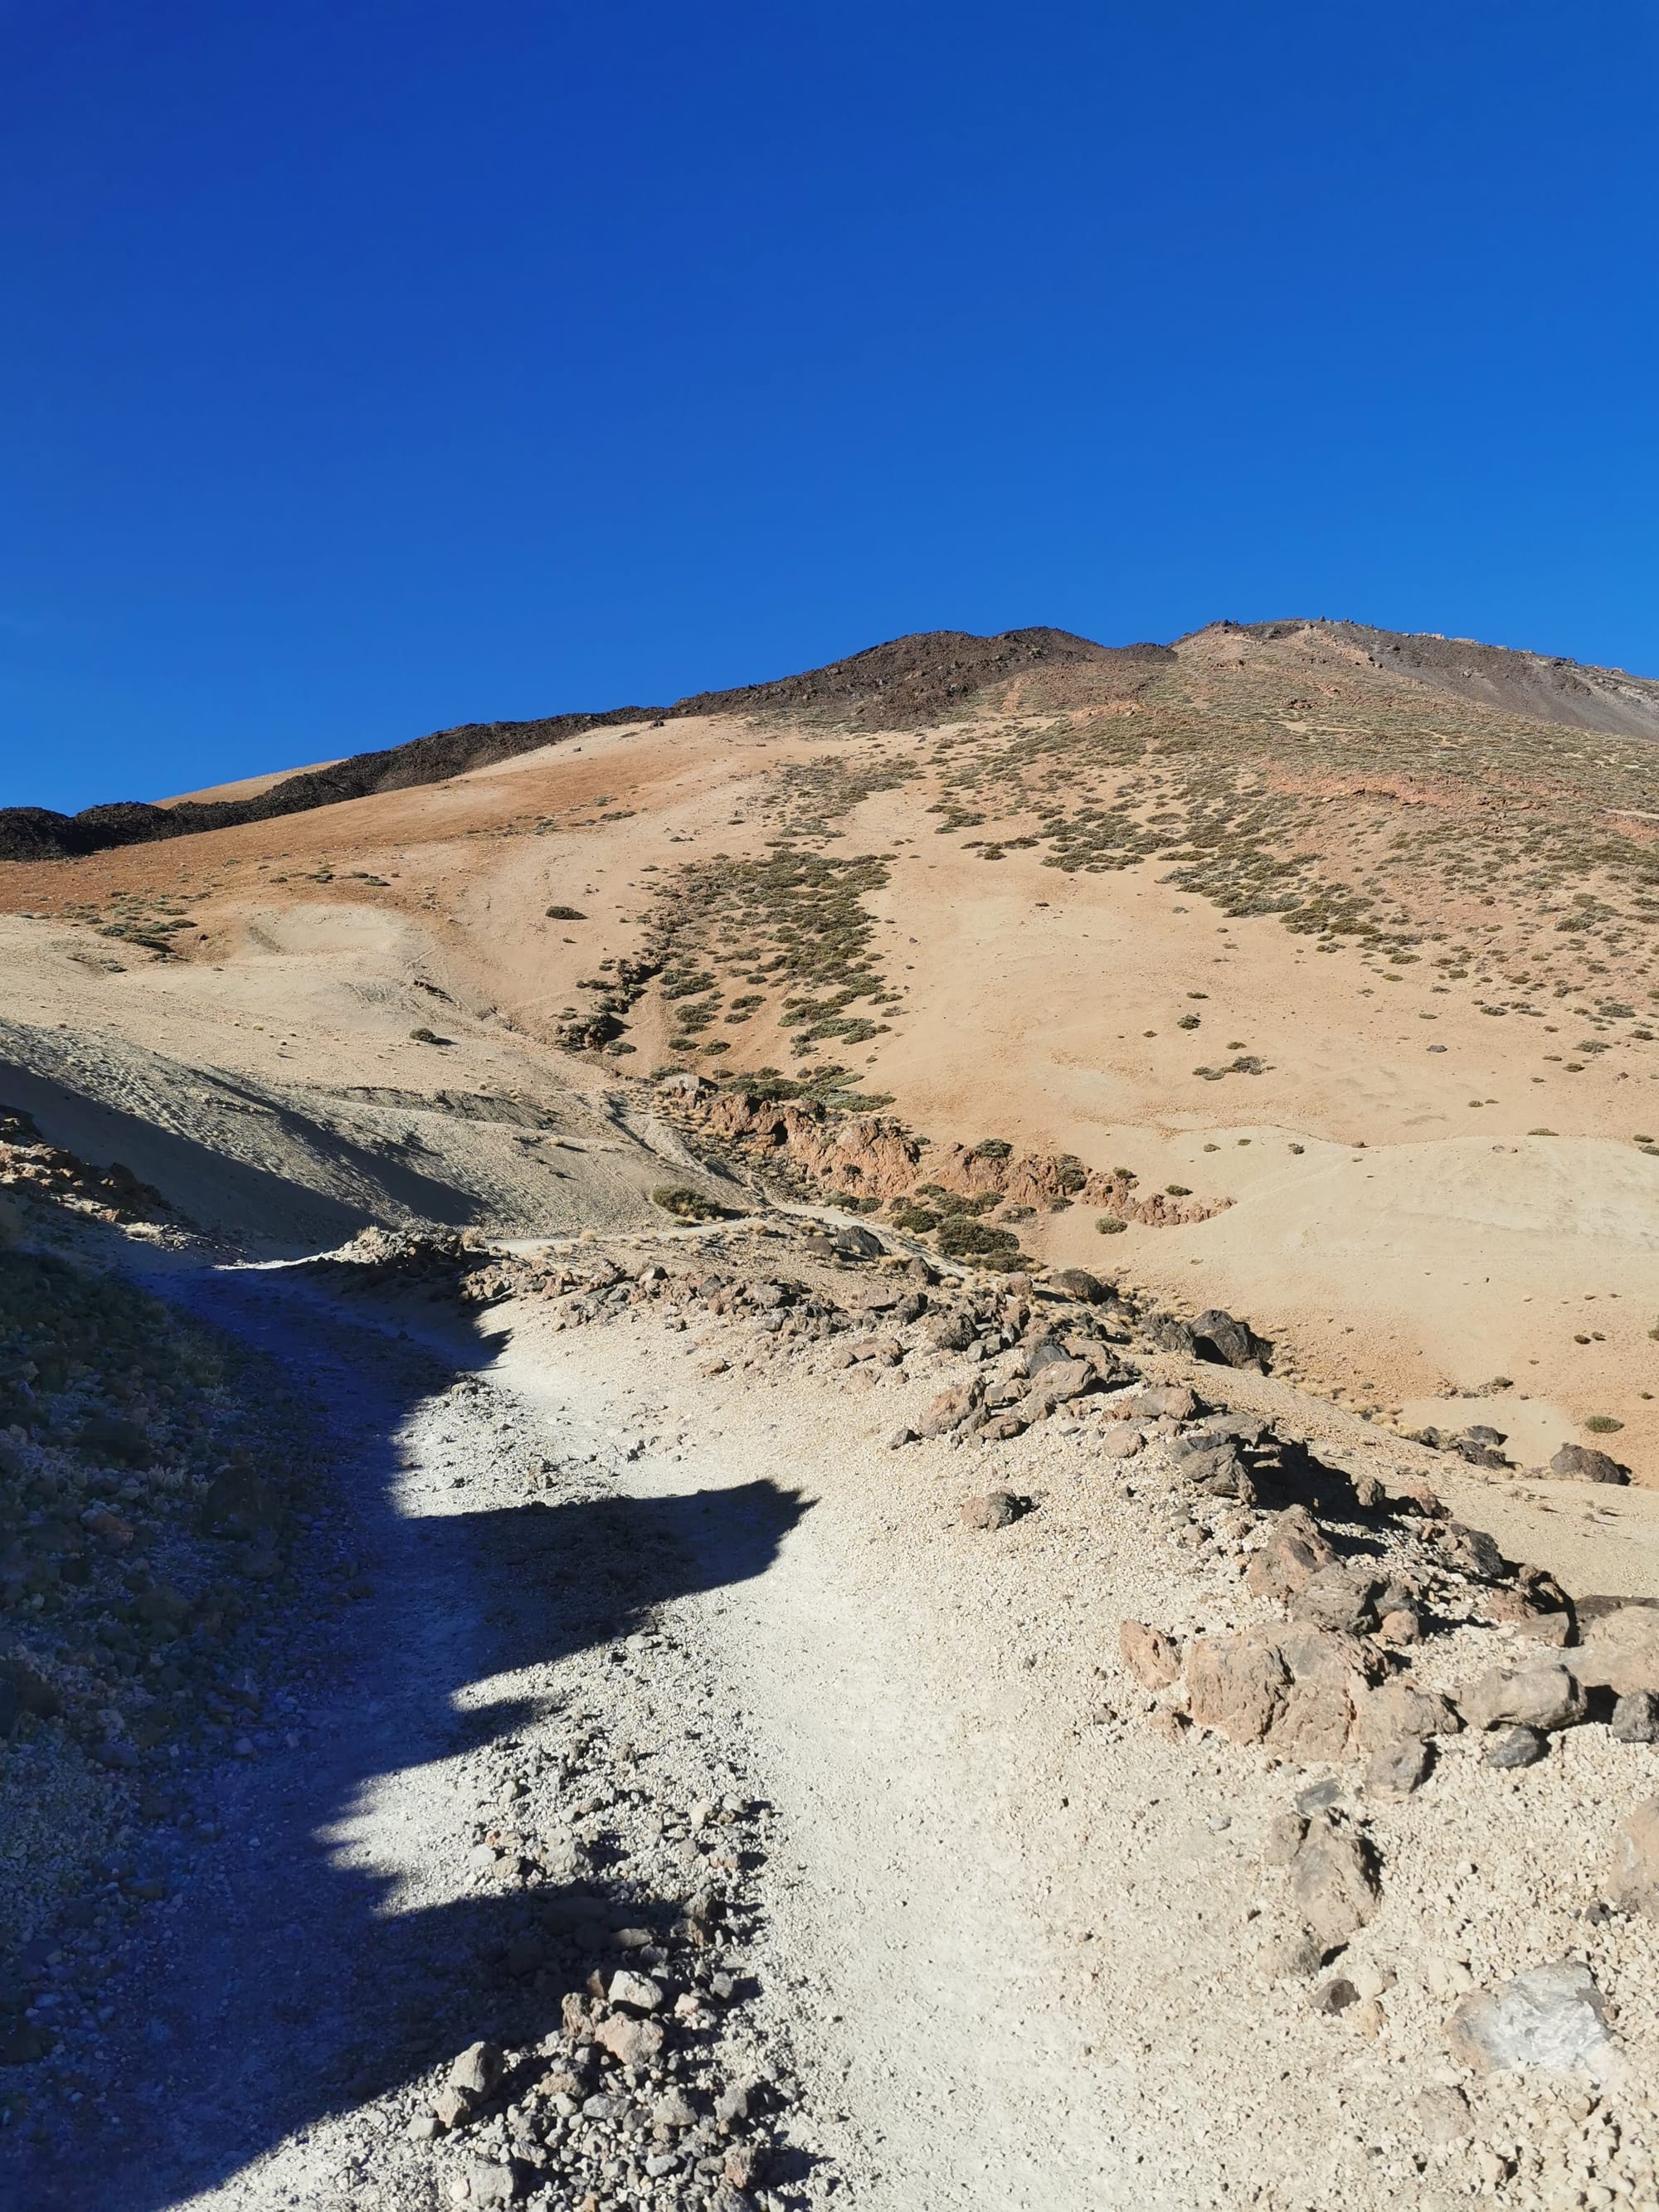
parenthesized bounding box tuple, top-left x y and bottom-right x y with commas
(10, 1271, 807, 2211)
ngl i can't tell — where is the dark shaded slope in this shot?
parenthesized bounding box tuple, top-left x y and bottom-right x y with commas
(2, 625, 1162, 862)
(0, 707, 654, 863)
(672, 625, 1170, 724)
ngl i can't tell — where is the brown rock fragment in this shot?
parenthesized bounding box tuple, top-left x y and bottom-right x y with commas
(1244, 1506, 1336, 1602)
(1458, 1660, 1584, 1733)
(1119, 1621, 1182, 1690)
(1185, 1629, 1289, 1744)
(960, 1489, 1024, 1531)
(1354, 1679, 1460, 1753)
(1570, 1605, 1659, 1698)
(1289, 1815, 1379, 1952)
(917, 1385, 980, 1439)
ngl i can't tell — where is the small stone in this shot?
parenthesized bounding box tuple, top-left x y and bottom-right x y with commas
(714, 2078, 753, 2126)
(408, 2112, 440, 2141)
(1413, 2084, 1472, 2146)
(652, 2088, 698, 2131)
(1379, 1607, 1422, 1644)
(1484, 1723, 1548, 1770)
(433, 2087, 475, 2132)
(1262, 1811, 1307, 1867)
(1314, 1975, 1360, 2014)
(961, 1489, 1024, 1531)
(1294, 1778, 1342, 1816)
(462, 2157, 521, 2206)
(724, 2141, 768, 2190)
(1365, 1736, 1433, 1800)
(918, 1384, 979, 1439)
(593, 2011, 664, 2066)
(1355, 1680, 1459, 1752)
(1289, 1815, 1379, 1952)
(1258, 1926, 1323, 1980)
(885, 1425, 917, 1450)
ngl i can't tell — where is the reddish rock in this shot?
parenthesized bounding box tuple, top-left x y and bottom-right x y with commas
(1185, 1629, 1289, 1743)
(1119, 1621, 1182, 1690)
(1244, 1506, 1336, 1603)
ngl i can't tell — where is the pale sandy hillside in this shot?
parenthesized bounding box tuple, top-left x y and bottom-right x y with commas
(4, 618, 1659, 1476)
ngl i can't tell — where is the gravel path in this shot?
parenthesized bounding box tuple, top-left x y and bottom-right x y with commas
(13, 1247, 1659, 2212)
(7, 1270, 853, 2212)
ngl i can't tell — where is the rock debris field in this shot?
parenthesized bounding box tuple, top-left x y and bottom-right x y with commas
(3, 1206, 1659, 2210)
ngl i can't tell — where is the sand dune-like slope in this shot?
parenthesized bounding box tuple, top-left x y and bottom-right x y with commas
(4, 616, 1657, 1474)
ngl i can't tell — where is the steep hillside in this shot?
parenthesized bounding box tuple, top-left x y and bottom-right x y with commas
(4, 613, 1659, 1475)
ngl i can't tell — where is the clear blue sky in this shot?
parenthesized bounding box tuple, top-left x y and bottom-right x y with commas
(3, 2, 1657, 811)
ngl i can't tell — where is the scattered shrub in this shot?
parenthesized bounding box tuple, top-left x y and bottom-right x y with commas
(936, 1217, 1019, 1259)
(650, 1184, 727, 1223)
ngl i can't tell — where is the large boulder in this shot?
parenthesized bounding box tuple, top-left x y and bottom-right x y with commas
(1185, 1625, 1371, 1757)
(1569, 1605, 1659, 1699)
(1550, 1442, 1630, 1485)
(1270, 1627, 1374, 1762)
(1288, 1563, 1384, 1636)
(1446, 1962, 1617, 2078)
(1457, 1660, 1584, 1734)
(1193, 1309, 1272, 1371)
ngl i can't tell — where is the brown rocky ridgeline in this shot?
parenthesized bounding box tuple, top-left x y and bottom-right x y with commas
(663, 1073, 1231, 1233)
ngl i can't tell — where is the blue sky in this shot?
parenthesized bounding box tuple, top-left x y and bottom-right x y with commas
(3, 2, 1657, 810)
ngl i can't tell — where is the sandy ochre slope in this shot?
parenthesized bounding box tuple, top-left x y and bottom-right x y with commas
(4, 617, 1658, 1481)
(8, 617, 1659, 2212)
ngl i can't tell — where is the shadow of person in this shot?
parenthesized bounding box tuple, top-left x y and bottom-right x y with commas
(7, 1270, 809, 2211)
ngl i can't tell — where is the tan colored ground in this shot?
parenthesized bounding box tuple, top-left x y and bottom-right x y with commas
(5, 625, 1658, 1476)
(159, 757, 346, 805)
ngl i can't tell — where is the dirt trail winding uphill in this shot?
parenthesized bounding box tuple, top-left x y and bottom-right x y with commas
(487, 1280, 1659, 2212)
